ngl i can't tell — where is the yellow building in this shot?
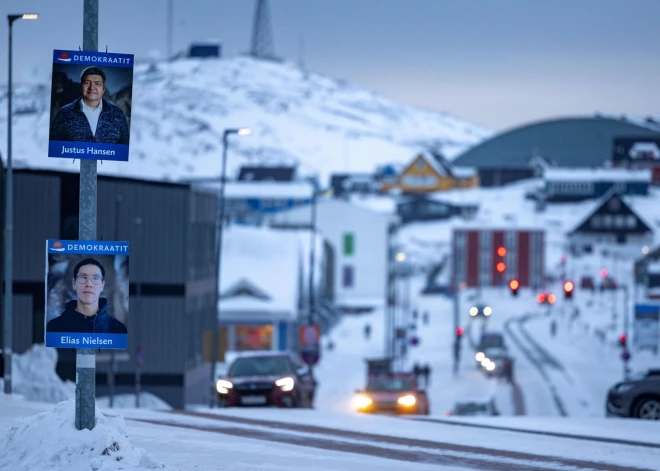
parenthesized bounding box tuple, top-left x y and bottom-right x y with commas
(381, 151, 479, 194)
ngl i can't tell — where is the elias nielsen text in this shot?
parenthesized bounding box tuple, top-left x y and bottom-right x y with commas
(61, 145, 116, 156)
(60, 335, 114, 345)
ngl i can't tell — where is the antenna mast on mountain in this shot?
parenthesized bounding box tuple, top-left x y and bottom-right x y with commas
(250, 0, 275, 59)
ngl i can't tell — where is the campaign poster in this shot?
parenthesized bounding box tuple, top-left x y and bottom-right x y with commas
(48, 49, 134, 162)
(45, 240, 129, 349)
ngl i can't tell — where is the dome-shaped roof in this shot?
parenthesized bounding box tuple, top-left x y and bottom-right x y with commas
(453, 116, 660, 169)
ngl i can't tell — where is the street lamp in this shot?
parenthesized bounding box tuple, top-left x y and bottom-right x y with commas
(4, 12, 39, 395)
(210, 127, 251, 407)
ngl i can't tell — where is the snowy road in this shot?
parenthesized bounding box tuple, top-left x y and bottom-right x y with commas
(129, 409, 655, 471)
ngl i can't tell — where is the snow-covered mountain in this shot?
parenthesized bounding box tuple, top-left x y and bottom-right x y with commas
(0, 56, 491, 183)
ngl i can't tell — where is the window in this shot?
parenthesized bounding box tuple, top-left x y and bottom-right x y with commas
(342, 265, 354, 288)
(590, 216, 601, 229)
(602, 215, 613, 227)
(343, 233, 355, 256)
(401, 175, 438, 187)
(626, 215, 637, 229)
(614, 215, 625, 228)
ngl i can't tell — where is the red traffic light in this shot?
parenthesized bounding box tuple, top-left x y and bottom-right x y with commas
(601, 268, 608, 278)
(496, 262, 506, 273)
(563, 281, 574, 293)
(509, 279, 520, 290)
(497, 246, 507, 257)
(619, 333, 627, 345)
(456, 326, 465, 337)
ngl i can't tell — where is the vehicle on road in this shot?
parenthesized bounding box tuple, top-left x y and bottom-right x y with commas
(353, 373, 430, 415)
(215, 351, 316, 408)
(606, 369, 660, 420)
(446, 398, 500, 417)
(475, 346, 510, 376)
(478, 331, 506, 351)
(469, 303, 493, 318)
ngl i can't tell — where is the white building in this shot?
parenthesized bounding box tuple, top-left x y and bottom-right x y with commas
(270, 198, 398, 312)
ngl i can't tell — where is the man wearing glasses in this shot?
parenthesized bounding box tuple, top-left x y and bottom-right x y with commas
(49, 66, 130, 144)
(46, 258, 127, 334)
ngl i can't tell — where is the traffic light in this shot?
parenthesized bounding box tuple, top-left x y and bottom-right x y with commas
(563, 281, 574, 300)
(495, 247, 506, 274)
(601, 268, 608, 278)
(496, 262, 506, 273)
(509, 279, 519, 296)
(619, 333, 627, 348)
(456, 326, 465, 338)
(497, 246, 507, 257)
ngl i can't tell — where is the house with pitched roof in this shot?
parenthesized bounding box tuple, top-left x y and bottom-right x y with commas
(567, 190, 654, 255)
(380, 151, 478, 194)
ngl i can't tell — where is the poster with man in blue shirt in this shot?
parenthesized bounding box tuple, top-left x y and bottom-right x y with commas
(48, 50, 134, 162)
(45, 240, 129, 349)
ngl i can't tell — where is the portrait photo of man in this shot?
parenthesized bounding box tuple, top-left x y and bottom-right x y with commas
(49, 66, 130, 145)
(46, 258, 128, 334)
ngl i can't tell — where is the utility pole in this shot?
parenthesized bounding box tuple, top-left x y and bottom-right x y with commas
(109, 194, 123, 408)
(76, 0, 99, 431)
(166, 0, 173, 60)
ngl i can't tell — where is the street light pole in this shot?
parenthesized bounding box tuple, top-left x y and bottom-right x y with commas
(308, 188, 317, 326)
(4, 12, 38, 396)
(210, 127, 251, 407)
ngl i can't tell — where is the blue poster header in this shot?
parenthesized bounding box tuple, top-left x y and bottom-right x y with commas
(46, 239, 130, 255)
(46, 332, 127, 349)
(53, 50, 134, 68)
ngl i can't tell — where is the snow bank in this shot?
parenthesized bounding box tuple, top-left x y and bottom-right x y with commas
(96, 393, 172, 411)
(0, 344, 75, 403)
(0, 399, 164, 471)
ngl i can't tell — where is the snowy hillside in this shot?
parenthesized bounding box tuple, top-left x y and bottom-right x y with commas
(0, 56, 491, 183)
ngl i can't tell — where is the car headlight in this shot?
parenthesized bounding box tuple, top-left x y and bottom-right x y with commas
(469, 307, 478, 316)
(397, 394, 416, 407)
(613, 383, 634, 394)
(216, 379, 233, 394)
(275, 376, 295, 392)
(481, 358, 490, 367)
(353, 394, 373, 409)
(475, 352, 485, 362)
(483, 306, 492, 316)
(486, 362, 496, 371)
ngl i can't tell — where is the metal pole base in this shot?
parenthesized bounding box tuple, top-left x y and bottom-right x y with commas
(75, 350, 96, 430)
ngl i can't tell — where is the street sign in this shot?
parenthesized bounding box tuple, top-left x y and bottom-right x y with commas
(621, 350, 631, 362)
(634, 304, 660, 352)
(409, 336, 420, 346)
(300, 347, 320, 366)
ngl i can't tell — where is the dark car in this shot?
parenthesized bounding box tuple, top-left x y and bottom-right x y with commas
(606, 369, 660, 419)
(353, 373, 430, 415)
(580, 276, 595, 290)
(600, 276, 618, 291)
(447, 398, 500, 417)
(478, 332, 506, 351)
(216, 351, 315, 408)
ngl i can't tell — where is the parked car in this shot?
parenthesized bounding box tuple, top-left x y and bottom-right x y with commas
(606, 369, 660, 419)
(446, 398, 500, 417)
(215, 351, 316, 408)
(353, 373, 430, 415)
(580, 276, 595, 290)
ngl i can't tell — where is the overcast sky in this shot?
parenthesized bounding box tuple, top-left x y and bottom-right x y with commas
(1, 0, 658, 130)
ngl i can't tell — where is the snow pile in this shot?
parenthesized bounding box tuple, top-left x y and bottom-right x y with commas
(96, 393, 172, 411)
(0, 56, 491, 183)
(0, 399, 163, 471)
(0, 344, 75, 403)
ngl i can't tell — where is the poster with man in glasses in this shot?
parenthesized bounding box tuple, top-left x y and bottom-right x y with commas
(45, 240, 129, 349)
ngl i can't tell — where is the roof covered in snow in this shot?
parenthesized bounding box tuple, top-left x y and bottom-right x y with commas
(544, 168, 651, 182)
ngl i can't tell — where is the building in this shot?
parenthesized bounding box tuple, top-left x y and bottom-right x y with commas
(213, 226, 337, 362)
(238, 165, 297, 182)
(0, 169, 218, 409)
(397, 194, 479, 224)
(543, 168, 651, 202)
(612, 137, 660, 184)
(380, 151, 478, 194)
(270, 198, 398, 312)
(634, 247, 660, 299)
(568, 191, 653, 255)
(453, 116, 660, 187)
(194, 180, 313, 226)
(451, 227, 546, 289)
(330, 173, 380, 197)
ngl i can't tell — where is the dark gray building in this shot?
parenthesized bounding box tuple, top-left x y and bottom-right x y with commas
(453, 116, 660, 187)
(0, 168, 218, 409)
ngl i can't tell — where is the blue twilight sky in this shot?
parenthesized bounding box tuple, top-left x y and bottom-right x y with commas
(1, 0, 658, 131)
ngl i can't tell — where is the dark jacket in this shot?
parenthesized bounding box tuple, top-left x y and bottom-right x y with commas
(47, 298, 127, 334)
(50, 98, 130, 144)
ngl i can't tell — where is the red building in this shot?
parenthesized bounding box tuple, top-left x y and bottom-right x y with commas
(451, 228, 545, 289)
